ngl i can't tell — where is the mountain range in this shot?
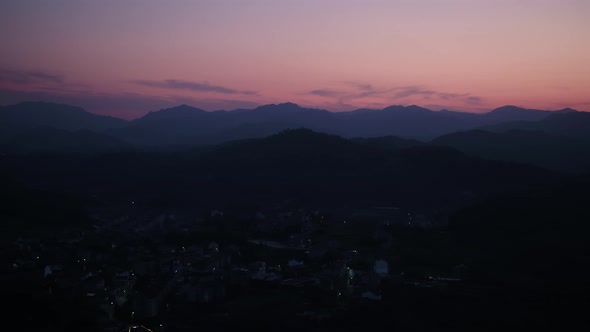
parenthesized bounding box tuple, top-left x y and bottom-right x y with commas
(0, 101, 582, 146)
(0, 102, 127, 140)
(111, 103, 580, 145)
(433, 129, 590, 173)
(1, 101, 589, 173)
(2, 128, 556, 211)
(482, 111, 590, 139)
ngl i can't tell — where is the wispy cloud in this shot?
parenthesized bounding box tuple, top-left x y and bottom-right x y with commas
(304, 82, 393, 111)
(439, 92, 468, 100)
(0, 68, 64, 85)
(346, 82, 391, 99)
(464, 96, 483, 105)
(393, 86, 436, 98)
(344, 82, 375, 91)
(391, 86, 483, 105)
(306, 82, 484, 110)
(309, 89, 346, 98)
(131, 79, 258, 95)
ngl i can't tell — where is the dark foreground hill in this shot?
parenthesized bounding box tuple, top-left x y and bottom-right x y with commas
(1, 129, 558, 211)
(450, 176, 590, 285)
(433, 129, 590, 173)
(482, 111, 590, 140)
(0, 101, 127, 138)
(1, 128, 587, 331)
(0, 172, 88, 238)
(0, 126, 128, 154)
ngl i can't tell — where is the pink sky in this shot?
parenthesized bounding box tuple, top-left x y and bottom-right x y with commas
(1, 0, 589, 119)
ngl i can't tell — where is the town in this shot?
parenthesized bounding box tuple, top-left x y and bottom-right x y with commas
(6, 202, 465, 331)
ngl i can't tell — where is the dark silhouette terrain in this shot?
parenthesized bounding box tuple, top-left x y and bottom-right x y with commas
(433, 129, 590, 172)
(1, 128, 558, 212)
(483, 111, 590, 139)
(1, 102, 589, 332)
(0, 102, 580, 148)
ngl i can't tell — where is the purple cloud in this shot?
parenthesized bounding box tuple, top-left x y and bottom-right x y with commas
(131, 79, 258, 95)
(0, 68, 64, 85)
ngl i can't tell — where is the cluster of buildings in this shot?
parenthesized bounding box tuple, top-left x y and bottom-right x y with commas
(7, 204, 456, 331)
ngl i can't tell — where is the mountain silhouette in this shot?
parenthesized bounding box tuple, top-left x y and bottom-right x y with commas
(108, 104, 217, 146)
(1, 101, 583, 148)
(0, 126, 128, 154)
(108, 102, 579, 145)
(3, 128, 555, 210)
(483, 111, 590, 139)
(170, 129, 556, 209)
(195, 128, 374, 173)
(480, 105, 573, 123)
(0, 102, 127, 140)
(433, 129, 590, 172)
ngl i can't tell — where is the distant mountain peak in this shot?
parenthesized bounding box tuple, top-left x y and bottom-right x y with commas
(382, 104, 434, 114)
(164, 104, 205, 112)
(489, 105, 527, 113)
(255, 102, 303, 112)
(143, 104, 207, 119)
(8, 101, 88, 114)
(0, 101, 128, 133)
(489, 105, 578, 114)
(278, 102, 301, 108)
(556, 107, 578, 113)
(382, 104, 403, 111)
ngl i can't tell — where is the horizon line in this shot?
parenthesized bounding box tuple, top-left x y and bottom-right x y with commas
(1, 100, 584, 120)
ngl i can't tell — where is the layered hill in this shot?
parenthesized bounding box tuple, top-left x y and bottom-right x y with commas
(2, 128, 557, 211)
(433, 129, 590, 172)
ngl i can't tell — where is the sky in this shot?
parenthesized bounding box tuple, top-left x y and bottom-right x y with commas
(1, 0, 589, 119)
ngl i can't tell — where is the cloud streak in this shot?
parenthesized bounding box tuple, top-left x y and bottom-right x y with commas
(131, 79, 258, 95)
(464, 96, 483, 105)
(309, 89, 345, 98)
(307, 83, 484, 110)
(391, 86, 483, 105)
(344, 82, 375, 92)
(0, 68, 65, 85)
(394, 87, 436, 98)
